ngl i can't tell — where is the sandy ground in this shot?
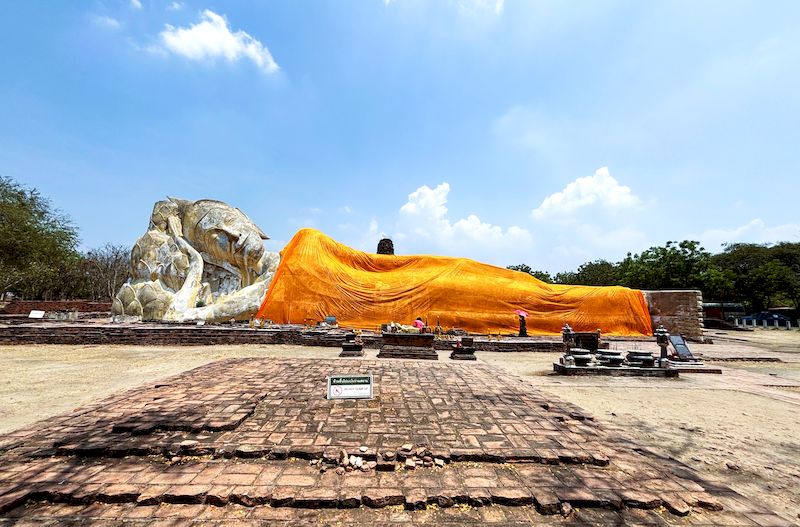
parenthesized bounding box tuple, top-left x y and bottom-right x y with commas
(1, 329, 799, 521)
(480, 330, 800, 523)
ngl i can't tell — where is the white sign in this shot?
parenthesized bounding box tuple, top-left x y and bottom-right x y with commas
(327, 374, 373, 399)
(28, 310, 45, 319)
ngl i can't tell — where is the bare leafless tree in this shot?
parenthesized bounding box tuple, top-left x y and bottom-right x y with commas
(83, 244, 131, 301)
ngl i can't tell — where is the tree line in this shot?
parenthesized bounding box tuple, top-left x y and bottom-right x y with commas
(1, 176, 129, 301)
(509, 239, 800, 312)
(3, 175, 799, 310)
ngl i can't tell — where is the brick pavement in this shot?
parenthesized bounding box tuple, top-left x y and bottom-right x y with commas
(0, 358, 795, 526)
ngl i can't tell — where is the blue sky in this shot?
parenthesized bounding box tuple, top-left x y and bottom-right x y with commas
(1, 0, 799, 272)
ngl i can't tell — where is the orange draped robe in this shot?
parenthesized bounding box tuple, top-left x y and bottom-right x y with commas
(256, 229, 653, 336)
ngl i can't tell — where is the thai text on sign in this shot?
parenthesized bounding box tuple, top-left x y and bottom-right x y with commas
(327, 374, 373, 399)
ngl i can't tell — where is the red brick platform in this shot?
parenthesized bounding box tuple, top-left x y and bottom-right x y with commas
(0, 358, 793, 525)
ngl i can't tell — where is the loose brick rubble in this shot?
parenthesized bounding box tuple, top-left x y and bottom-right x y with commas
(0, 358, 795, 526)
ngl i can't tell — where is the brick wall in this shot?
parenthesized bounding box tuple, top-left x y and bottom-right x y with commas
(0, 323, 573, 350)
(1, 300, 112, 315)
(643, 290, 704, 341)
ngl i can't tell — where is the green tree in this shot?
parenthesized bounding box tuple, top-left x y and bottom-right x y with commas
(697, 265, 736, 301)
(619, 240, 711, 290)
(506, 264, 553, 283)
(553, 271, 577, 285)
(0, 176, 81, 299)
(710, 242, 800, 310)
(563, 259, 620, 286)
(748, 260, 799, 311)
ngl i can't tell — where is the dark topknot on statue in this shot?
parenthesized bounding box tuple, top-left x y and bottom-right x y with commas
(377, 238, 394, 255)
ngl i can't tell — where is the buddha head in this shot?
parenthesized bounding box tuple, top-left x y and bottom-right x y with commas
(152, 198, 270, 285)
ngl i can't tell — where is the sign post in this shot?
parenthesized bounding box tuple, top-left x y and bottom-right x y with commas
(327, 374, 373, 399)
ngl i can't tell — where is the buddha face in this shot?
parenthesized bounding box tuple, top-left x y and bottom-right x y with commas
(179, 200, 269, 284)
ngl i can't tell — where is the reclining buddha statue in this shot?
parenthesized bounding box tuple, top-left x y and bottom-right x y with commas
(113, 198, 653, 336)
(112, 198, 279, 322)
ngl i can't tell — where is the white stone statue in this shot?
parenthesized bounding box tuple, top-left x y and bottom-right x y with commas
(111, 198, 279, 322)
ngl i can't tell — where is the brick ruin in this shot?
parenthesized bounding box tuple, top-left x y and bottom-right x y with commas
(0, 299, 112, 315)
(643, 290, 704, 341)
(1, 357, 783, 525)
(376, 238, 395, 255)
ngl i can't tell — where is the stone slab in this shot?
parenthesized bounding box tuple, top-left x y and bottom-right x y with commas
(553, 362, 680, 377)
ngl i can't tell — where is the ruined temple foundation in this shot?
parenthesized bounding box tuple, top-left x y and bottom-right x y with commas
(0, 357, 785, 525)
(377, 332, 438, 360)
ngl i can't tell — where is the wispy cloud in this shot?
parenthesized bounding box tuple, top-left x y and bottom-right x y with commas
(157, 9, 279, 73)
(167, 1, 183, 11)
(91, 15, 121, 30)
(130, 0, 143, 10)
(383, 0, 503, 16)
(697, 219, 800, 251)
(456, 0, 504, 15)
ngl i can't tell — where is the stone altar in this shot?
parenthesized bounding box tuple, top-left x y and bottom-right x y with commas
(377, 332, 438, 360)
(449, 336, 477, 360)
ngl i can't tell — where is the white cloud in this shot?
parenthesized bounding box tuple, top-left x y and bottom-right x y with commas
(91, 15, 121, 29)
(130, 0, 143, 9)
(697, 219, 800, 251)
(158, 10, 279, 73)
(167, 1, 183, 11)
(526, 168, 650, 271)
(532, 167, 641, 220)
(395, 183, 532, 264)
(400, 183, 449, 220)
(339, 205, 353, 214)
